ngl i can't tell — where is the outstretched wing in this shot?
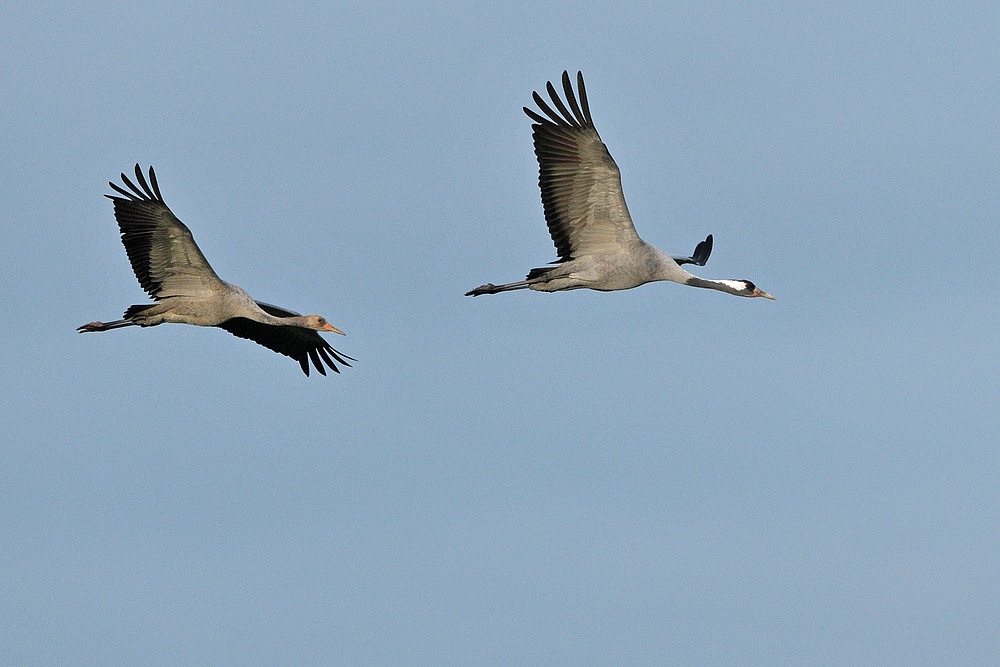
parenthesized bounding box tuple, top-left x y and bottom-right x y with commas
(217, 301, 354, 376)
(106, 164, 223, 299)
(524, 71, 641, 261)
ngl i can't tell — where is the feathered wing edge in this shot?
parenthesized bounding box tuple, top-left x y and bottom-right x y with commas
(522, 71, 644, 266)
(523, 71, 594, 129)
(217, 317, 354, 376)
(217, 301, 354, 376)
(107, 163, 165, 203)
(521, 71, 602, 262)
(105, 164, 221, 299)
(106, 164, 173, 298)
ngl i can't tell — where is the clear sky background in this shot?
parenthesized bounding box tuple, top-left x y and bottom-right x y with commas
(2, 1, 999, 665)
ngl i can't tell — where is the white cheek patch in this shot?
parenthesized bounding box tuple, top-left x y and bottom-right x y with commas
(718, 280, 748, 292)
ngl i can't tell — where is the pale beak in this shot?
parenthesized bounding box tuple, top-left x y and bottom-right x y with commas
(753, 287, 776, 300)
(322, 322, 346, 335)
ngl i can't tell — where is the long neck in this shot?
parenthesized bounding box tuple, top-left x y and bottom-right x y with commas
(648, 249, 750, 296)
(684, 276, 746, 296)
(650, 246, 698, 284)
(252, 308, 312, 328)
(223, 283, 314, 329)
(242, 298, 312, 328)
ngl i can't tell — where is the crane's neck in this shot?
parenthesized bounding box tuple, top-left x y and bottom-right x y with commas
(648, 246, 697, 284)
(224, 284, 315, 329)
(254, 310, 313, 329)
(683, 276, 749, 296)
(649, 248, 770, 298)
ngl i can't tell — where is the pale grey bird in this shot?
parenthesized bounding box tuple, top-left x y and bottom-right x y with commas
(466, 71, 775, 301)
(78, 165, 353, 376)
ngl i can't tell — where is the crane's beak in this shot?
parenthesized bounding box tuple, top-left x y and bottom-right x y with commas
(753, 287, 776, 300)
(322, 322, 346, 335)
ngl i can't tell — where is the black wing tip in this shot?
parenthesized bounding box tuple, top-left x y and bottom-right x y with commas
(692, 234, 713, 266)
(300, 336, 356, 376)
(106, 164, 164, 203)
(575, 71, 592, 126)
(526, 70, 593, 129)
(308, 348, 328, 376)
(523, 106, 547, 125)
(218, 317, 352, 378)
(304, 343, 354, 377)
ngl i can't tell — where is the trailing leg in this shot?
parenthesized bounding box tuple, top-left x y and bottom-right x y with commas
(77, 303, 157, 332)
(77, 319, 136, 332)
(465, 280, 531, 296)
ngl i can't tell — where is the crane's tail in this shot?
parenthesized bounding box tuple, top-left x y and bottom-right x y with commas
(465, 280, 531, 296)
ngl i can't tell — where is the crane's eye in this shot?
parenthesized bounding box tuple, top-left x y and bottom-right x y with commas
(317, 318, 326, 325)
(743, 281, 756, 292)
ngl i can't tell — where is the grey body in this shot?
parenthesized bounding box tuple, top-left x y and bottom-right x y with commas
(523, 243, 689, 292)
(124, 282, 282, 327)
(466, 72, 774, 301)
(78, 165, 352, 376)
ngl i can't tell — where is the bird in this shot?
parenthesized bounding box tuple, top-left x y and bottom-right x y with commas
(78, 164, 353, 376)
(465, 71, 775, 301)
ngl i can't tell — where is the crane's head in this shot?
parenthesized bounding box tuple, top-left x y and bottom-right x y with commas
(719, 280, 776, 299)
(302, 315, 346, 334)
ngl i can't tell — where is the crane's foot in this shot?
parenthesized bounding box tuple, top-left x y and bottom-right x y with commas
(77, 321, 106, 332)
(465, 283, 498, 296)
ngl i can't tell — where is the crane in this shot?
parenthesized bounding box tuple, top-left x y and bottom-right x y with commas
(78, 165, 353, 376)
(466, 71, 775, 301)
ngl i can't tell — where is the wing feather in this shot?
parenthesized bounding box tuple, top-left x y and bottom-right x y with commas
(106, 164, 223, 299)
(524, 72, 640, 261)
(217, 316, 354, 377)
(561, 71, 588, 126)
(546, 81, 581, 128)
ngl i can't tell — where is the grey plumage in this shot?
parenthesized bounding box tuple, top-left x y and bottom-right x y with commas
(79, 165, 353, 376)
(466, 72, 774, 301)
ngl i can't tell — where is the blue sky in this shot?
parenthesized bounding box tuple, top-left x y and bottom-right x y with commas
(2, 1, 999, 664)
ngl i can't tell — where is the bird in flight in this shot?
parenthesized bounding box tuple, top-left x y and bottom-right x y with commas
(466, 71, 774, 301)
(78, 165, 353, 376)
